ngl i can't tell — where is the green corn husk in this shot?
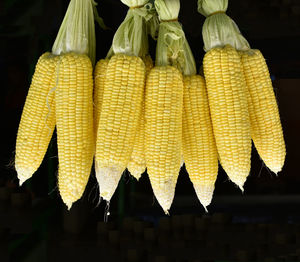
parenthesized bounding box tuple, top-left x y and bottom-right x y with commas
(52, 0, 102, 65)
(198, 0, 250, 52)
(155, 0, 196, 76)
(107, 0, 159, 58)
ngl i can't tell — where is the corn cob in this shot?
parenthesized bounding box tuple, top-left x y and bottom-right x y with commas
(240, 49, 286, 173)
(127, 55, 153, 180)
(203, 45, 251, 190)
(145, 66, 183, 213)
(127, 103, 146, 180)
(56, 53, 94, 209)
(95, 54, 145, 201)
(15, 52, 58, 186)
(182, 75, 218, 210)
(94, 59, 109, 139)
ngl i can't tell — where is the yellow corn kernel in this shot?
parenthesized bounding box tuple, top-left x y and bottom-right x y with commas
(127, 55, 153, 180)
(94, 59, 109, 139)
(56, 53, 94, 209)
(183, 75, 218, 210)
(95, 54, 145, 201)
(145, 66, 183, 214)
(15, 52, 58, 185)
(203, 45, 251, 190)
(240, 49, 286, 173)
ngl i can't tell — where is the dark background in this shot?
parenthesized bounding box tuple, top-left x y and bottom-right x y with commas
(0, 0, 300, 261)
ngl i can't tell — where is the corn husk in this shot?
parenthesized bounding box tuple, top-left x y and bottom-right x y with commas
(198, 0, 250, 52)
(52, 0, 101, 65)
(155, 0, 196, 76)
(107, 0, 159, 58)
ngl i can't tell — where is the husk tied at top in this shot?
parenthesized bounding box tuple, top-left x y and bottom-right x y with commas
(52, 0, 103, 66)
(198, 0, 250, 52)
(107, 0, 159, 58)
(155, 0, 196, 76)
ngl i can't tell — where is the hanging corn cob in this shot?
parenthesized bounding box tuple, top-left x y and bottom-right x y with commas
(144, 0, 195, 213)
(127, 9, 159, 181)
(198, 0, 286, 183)
(127, 55, 154, 180)
(54, 53, 94, 209)
(15, 53, 58, 186)
(52, 0, 99, 209)
(240, 50, 286, 173)
(183, 75, 219, 211)
(145, 66, 183, 214)
(198, 0, 252, 190)
(15, 0, 103, 209)
(94, 0, 158, 202)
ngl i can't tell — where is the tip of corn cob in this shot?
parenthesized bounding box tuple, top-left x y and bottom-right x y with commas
(95, 164, 124, 202)
(223, 169, 248, 192)
(151, 178, 177, 214)
(268, 165, 283, 175)
(65, 201, 73, 210)
(60, 189, 82, 210)
(230, 178, 245, 193)
(16, 167, 35, 186)
(18, 177, 26, 187)
(193, 184, 215, 212)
